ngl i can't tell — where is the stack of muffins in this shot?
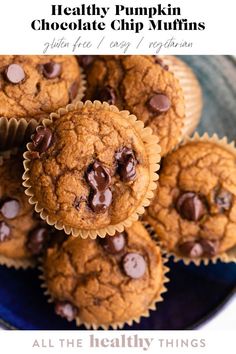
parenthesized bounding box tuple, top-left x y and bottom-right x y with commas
(0, 55, 235, 329)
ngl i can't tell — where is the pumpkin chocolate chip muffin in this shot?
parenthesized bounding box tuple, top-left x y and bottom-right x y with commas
(83, 55, 185, 156)
(0, 55, 83, 121)
(41, 221, 168, 329)
(144, 135, 236, 263)
(23, 101, 160, 238)
(159, 55, 203, 137)
(0, 55, 85, 150)
(0, 152, 51, 268)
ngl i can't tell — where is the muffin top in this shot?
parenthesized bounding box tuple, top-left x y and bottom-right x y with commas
(83, 55, 185, 156)
(0, 55, 82, 121)
(24, 101, 159, 237)
(43, 221, 166, 328)
(0, 153, 51, 266)
(145, 139, 236, 259)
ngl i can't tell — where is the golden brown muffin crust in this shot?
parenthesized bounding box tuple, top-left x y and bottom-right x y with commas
(85, 55, 185, 156)
(27, 104, 153, 231)
(0, 55, 81, 120)
(43, 222, 165, 327)
(145, 141, 236, 258)
(0, 154, 44, 262)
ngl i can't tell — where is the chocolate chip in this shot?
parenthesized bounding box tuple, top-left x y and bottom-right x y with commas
(41, 62, 61, 79)
(176, 192, 206, 221)
(69, 81, 79, 102)
(73, 198, 80, 211)
(200, 239, 218, 257)
(179, 239, 219, 258)
(77, 55, 94, 68)
(0, 221, 11, 242)
(93, 298, 101, 306)
(0, 199, 20, 219)
(179, 241, 204, 258)
(121, 156, 136, 182)
(55, 301, 77, 322)
(214, 188, 232, 212)
(86, 161, 111, 192)
(85, 161, 112, 213)
(73, 196, 87, 211)
(115, 147, 137, 182)
(27, 227, 49, 255)
(100, 231, 127, 254)
(4, 64, 25, 84)
(90, 189, 112, 213)
(147, 94, 171, 114)
(122, 253, 146, 279)
(31, 126, 52, 154)
(154, 57, 169, 71)
(96, 86, 116, 105)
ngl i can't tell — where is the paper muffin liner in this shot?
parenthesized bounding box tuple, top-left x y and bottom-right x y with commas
(71, 66, 86, 104)
(0, 67, 86, 151)
(0, 149, 36, 269)
(0, 254, 35, 269)
(38, 253, 170, 330)
(143, 132, 236, 265)
(160, 56, 203, 138)
(23, 100, 161, 239)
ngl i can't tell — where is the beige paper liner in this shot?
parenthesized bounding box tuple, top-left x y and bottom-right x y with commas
(0, 254, 35, 269)
(160, 56, 203, 138)
(23, 100, 161, 239)
(38, 254, 170, 330)
(71, 67, 86, 104)
(144, 132, 236, 265)
(0, 67, 86, 151)
(0, 149, 36, 269)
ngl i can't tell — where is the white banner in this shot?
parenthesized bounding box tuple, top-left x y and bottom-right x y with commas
(0, 0, 235, 54)
(0, 330, 235, 354)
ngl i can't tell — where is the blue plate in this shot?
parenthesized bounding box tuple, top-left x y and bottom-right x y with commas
(0, 56, 236, 330)
(0, 260, 235, 330)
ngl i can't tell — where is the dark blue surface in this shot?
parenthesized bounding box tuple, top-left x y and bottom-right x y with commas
(0, 56, 236, 329)
(0, 260, 235, 330)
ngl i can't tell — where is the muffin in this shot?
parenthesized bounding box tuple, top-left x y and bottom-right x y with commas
(0, 152, 51, 268)
(41, 221, 168, 329)
(160, 56, 203, 136)
(0, 55, 84, 149)
(83, 55, 185, 156)
(144, 134, 236, 264)
(23, 100, 160, 238)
